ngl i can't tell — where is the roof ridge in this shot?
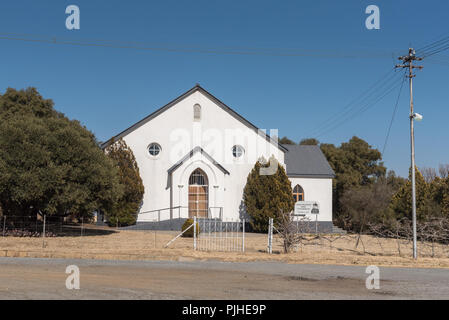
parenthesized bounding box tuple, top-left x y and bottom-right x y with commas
(101, 85, 286, 152)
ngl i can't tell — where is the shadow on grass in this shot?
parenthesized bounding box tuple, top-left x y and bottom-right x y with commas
(52, 224, 118, 237)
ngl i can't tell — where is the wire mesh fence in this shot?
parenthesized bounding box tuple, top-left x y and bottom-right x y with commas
(194, 218, 245, 252)
(267, 216, 449, 259)
(0, 215, 89, 238)
(2, 213, 448, 261)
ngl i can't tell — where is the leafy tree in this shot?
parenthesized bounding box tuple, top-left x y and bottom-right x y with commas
(386, 170, 407, 192)
(320, 136, 386, 224)
(299, 138, 319, 145)
(243, 156, 294, 232)
(340, 179, 396, 232)
(391, 167, 436, 221)
(428, 176, 449, 218)
(105, 139, 144, 226)
(0, 88, 122, 219)
(440, 177, 449, 217)
(279, 136, 295, 145)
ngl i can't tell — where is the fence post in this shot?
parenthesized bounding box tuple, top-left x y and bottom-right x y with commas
(267, 218, 273, 254)
(193, 216, 197, 250)
(242, 219, 245, 252)
(42, 214, 46, 248)
(81, 217, 84, 237)
(2, 216, 6, 237)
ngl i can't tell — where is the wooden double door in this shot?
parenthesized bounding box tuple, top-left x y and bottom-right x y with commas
(188, 169, 209, 218)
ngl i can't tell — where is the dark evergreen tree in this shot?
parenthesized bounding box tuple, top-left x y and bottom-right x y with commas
(243, 156, 294, 232)
(105, 139, 144, 226)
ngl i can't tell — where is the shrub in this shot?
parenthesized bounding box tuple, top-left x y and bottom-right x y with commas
(181, 218, 200, 237)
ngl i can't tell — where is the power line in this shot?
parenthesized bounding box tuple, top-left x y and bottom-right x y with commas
(0, 32, 394, 59)
(415, 33, 449, 57)
(422, 44, 449, 58)
(381, 70, 407, 156)
(314, 78, 404, 139)
(307, 69, 403, 138)
(416, 35, 449, 53)
(306, 68, 399, 136)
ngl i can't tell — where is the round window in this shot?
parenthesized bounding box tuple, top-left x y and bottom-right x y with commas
(232, 145, 244, 158)
(148, 143, 161, 156)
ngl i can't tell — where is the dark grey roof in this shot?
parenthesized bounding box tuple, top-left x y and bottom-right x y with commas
(101, 84, 287, 152)
(282, 145, 335, 178)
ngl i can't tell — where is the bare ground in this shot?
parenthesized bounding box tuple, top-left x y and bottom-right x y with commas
(1, 225, 449, 268)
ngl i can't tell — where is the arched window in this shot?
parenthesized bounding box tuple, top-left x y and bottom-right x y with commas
(189, 168, 208, 186)
(193, 104, 201, 121)
(293, 185, 304, 202)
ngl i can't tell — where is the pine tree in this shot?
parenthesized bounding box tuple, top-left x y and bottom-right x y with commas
(243, 156, 294, 232)
(105, 139, 144, 226)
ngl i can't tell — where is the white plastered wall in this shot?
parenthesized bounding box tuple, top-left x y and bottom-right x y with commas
(289, 177, 333, 222)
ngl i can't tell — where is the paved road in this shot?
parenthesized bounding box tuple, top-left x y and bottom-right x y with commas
(0, 257, 448, 299)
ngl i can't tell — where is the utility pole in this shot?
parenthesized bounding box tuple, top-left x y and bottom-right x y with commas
(396, 48, 423, 260)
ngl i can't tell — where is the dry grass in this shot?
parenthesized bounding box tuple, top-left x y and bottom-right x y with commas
(1, 224, 449, 269)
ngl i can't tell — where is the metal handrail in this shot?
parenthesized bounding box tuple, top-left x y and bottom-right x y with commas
(138, 206, 189, 222)
(138, 206, 223, 221)
(208, 207, 223, 220)
(139, 206, 188, 215)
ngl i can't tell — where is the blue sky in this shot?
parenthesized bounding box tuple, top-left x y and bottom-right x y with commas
(0, 0, 448, 177)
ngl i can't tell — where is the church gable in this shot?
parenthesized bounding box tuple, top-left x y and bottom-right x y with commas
(101, 84, 285, 153)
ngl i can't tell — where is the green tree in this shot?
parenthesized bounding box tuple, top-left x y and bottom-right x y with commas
(340, 179, 396, 232)
(279, 136, 295, 145)
(425, 175, 449, 218)
(299, 138, 319, 145)
(320, 136, 386, 225)
(0, 88, 122, 219)
(391, 167, 436, 221)
(440, 177, 449, 217)
(386, 170, 407, 192)
(105, 139, 144, 226)
(243, 156, 294, 232)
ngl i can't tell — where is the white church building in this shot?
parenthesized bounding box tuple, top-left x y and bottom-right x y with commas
(101, 85, 335, 231)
